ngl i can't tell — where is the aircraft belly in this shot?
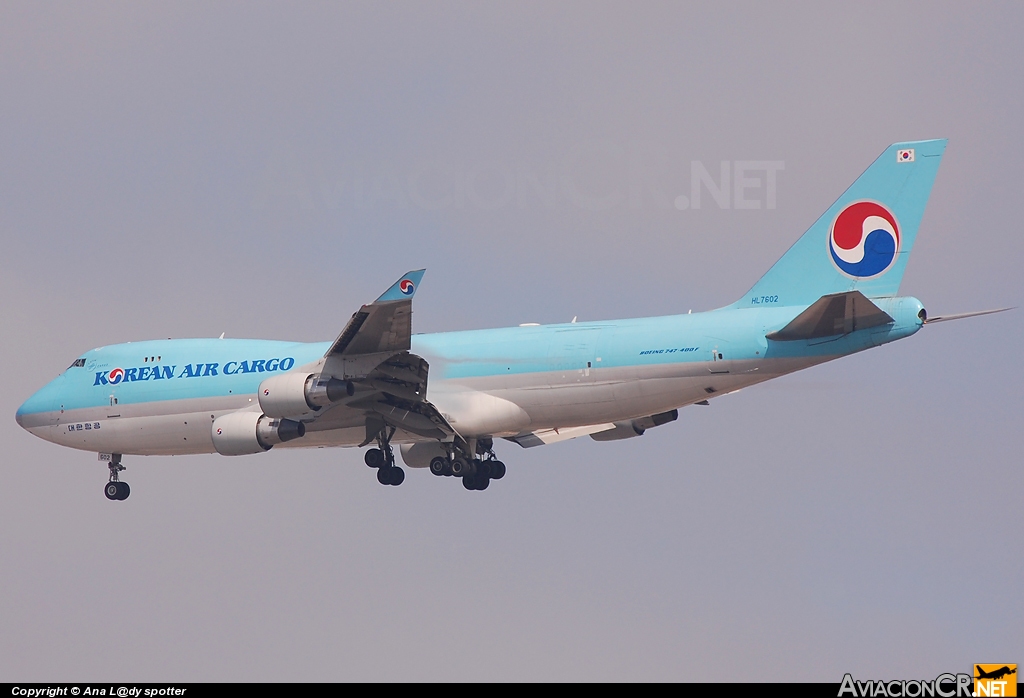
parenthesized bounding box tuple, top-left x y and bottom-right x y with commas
(105, 412, 219, 455)
(278, 425, 365, 449)
(433, 353, 831, 433)
(32, 396, 251, 456)
(276, 426, 425, 449)
(435, 361, 718, 431)
(426, 388, 531, 437)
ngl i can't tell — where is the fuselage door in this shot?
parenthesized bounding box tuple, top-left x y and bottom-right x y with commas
(708, 345, 729, 374)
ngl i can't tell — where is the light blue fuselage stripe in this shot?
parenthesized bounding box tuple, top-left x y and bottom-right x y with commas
(16, 298, 925, 418)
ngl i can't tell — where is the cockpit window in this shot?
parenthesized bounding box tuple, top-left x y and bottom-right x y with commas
(68, 358, 86, 369)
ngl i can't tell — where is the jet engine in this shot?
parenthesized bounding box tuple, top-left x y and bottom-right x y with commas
(590, 409, 678, 442)
(257, 372, 354, 418)
(211, 411, 306, 456)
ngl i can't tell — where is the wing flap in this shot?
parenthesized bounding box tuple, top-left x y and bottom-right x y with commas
(507, 423, 616, 448)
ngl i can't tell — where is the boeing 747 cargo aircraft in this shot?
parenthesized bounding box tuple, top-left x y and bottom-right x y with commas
(15, 139, 1008, 498)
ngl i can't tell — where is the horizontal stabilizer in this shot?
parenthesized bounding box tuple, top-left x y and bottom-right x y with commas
(923, 307, 1013, 324)
(767, 291, 893, 341)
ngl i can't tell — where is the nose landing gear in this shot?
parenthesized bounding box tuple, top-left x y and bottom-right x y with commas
(103, 454, 130, 501)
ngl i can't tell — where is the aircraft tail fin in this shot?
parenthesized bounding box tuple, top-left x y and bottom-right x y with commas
(732, 139, 946, 309)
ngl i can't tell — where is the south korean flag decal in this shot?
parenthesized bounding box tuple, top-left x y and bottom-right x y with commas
(897, 148, 915, 163)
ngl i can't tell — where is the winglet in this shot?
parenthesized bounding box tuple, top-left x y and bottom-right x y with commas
(376, 270, 426, 302)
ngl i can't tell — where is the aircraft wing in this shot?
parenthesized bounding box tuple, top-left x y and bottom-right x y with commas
(325, 269, 425, 357)
(506, 423, 617, 448)
(310, 270, 459, 443)
(506, 409, 680, 448)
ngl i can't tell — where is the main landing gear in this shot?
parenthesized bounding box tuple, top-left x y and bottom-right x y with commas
(429, 437, 505, 492)
(362, 431, 506, 492)
(364, 426, 405, 486)
(103, 454, 130, 501)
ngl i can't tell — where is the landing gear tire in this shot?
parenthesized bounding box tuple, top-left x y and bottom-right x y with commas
(451, 457, 474, 478)
(462, 475, 489, 491)
(104, 481, 129, 500)
(377, 466, 405, 486)
(489, 461, 506, 480)
(476, 459, 491, 478)
(104, 454, 127, 500)
(365, 448, 385, 468)
(429, 457, 448, 477)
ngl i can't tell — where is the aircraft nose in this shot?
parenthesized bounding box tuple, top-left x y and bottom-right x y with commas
(16, 376, 64, 431)
(15, 394, 41, 430)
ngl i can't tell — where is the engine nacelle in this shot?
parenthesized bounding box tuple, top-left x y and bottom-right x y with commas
(258, 372, 354, 418)
(211, 411, 306, 456)
(590, 421, 644, 442)
(591, 409, 678, 442)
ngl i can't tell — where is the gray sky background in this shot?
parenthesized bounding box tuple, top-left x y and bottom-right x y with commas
(1, 2, 1021, 681)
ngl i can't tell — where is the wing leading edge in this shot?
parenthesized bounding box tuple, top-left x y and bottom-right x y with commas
(326, 269, 425, 357)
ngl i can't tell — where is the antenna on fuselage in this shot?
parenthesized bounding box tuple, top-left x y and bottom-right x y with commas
(219, 332, 225, 339)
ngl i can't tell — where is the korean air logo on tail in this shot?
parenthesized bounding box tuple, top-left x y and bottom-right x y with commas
(829, 201, 901, 279)
(399, 279, 415, 296)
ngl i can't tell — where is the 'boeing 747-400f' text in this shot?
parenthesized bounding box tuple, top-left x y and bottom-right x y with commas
(15, 139, 1009, 498)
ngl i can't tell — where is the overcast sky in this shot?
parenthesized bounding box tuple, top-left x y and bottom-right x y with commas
(1, 2, 1021, 681)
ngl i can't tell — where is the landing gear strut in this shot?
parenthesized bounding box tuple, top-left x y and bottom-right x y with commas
(429, 438, 505, 491)
(103, 454, 130, 501)
(364, 426, 405, 486)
